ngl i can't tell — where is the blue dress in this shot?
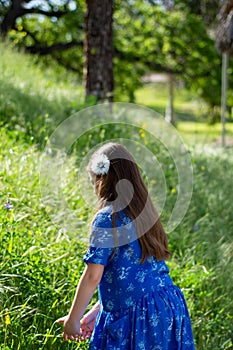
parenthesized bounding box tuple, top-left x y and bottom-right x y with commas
(83, 206, 195, 350)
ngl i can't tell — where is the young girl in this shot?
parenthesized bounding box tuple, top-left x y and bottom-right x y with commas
(56, 142, 195, 349)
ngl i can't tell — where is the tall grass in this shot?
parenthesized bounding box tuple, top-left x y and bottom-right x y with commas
(0, 41, 91, 147)
(0, 43, 233, 350)
(1, 127, 233, 349)
(0, 128, 90, 350)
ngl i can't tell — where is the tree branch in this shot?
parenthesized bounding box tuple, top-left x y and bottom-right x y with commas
(0, 0, 72, 35)
(23, 7, 69, 18)
(25, 40, 83, 55)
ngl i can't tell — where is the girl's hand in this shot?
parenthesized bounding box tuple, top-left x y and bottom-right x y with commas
(56, 315, 81, 342)
(80, 305, 99, 339)
(80, 316, 95, 339)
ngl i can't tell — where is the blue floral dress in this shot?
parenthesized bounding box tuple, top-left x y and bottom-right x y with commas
(83, 206, 195, 350)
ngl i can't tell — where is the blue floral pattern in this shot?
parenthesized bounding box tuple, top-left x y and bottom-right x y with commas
(83, 206, 195, 350)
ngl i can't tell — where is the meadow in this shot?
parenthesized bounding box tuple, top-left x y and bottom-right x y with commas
(0, 43, 233, 349)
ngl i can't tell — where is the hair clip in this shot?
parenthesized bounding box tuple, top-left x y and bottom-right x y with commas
(90, 153, 110, 175)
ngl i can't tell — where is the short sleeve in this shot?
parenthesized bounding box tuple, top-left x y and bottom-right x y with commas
(83, 246, 114, 266)
(83, 208, 114, 266)
(89, 208, 115, 248)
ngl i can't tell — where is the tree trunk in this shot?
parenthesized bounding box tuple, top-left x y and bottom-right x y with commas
(165, 74, 175, 126)
(84, 0, 114, 102)
(221, 52, 229, 147)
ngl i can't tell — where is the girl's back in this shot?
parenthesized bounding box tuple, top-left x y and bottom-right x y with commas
(84, 207, 195, 349)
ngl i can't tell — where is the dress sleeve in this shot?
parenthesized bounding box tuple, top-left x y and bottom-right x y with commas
(83, 246, 114, 266)
(83, 210, 114, 266)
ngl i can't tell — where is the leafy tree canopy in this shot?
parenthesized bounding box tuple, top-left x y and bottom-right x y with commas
(0, 0, 232, 114)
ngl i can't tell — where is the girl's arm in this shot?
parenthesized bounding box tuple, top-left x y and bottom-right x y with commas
(56, 263, 104, 341)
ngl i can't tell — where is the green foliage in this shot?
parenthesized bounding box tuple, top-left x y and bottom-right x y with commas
(2, 0, 233, 114)
(173, 0, 220, 25)
(8, 0, 85, 73)
(113, 1, 233, 116)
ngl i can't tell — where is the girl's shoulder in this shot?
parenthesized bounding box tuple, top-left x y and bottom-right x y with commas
(93, 206, 112, 228)
(94, 207, 133, 228)
(90, 206, 114, 248)
(91, 207, 136, 248)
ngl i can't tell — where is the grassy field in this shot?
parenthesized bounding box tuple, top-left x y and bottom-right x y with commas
(1, 43, 233, 350)
(135, 82, 199, 121)
(136, 82, 233, 146)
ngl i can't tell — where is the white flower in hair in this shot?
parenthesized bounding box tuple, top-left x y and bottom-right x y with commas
(91, 153, 110, 175)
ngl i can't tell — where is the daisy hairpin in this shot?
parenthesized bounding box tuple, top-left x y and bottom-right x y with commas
(91, 153, 110, 175)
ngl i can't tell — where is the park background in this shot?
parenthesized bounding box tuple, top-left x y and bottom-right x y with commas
(0, 0, 233, 349)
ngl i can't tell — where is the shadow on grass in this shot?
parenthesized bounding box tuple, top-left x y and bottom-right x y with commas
(0, 80, 84, 146)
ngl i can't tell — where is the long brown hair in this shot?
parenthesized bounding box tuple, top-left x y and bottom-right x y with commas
(87, 142, 170, 263)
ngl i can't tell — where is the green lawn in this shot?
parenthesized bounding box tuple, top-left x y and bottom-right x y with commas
(135, 82, 233, 146)
(135, 82, 199, 121)
(178, 121, 233, 146)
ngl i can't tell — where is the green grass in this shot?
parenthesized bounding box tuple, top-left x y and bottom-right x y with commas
(178, 121, 233, 146)
(1, 127, 233, 349)
(0, 41, 93, 147)
(0, 128, 91, 350)
(0, 42, 233, 350)
(135, 82, 200, 122)
(135, 82, 233, 146)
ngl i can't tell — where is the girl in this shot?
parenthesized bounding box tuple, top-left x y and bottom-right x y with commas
(56, 142, 195, 349)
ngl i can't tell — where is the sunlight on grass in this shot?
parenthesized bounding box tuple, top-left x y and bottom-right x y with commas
(135, 82, 199, 121)
(0, 41, 86, 146)
(178, 121, 233, 146)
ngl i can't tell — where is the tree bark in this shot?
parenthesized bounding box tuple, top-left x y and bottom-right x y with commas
(84, 0, 114, 102)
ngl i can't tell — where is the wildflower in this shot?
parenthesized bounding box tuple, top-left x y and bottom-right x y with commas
(139, 128, 145, 138)
(4, 202, 14, 210)
(5, 312, 11, 325)
(171, 188, 176, 194)
(201, 166, 206, 171)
